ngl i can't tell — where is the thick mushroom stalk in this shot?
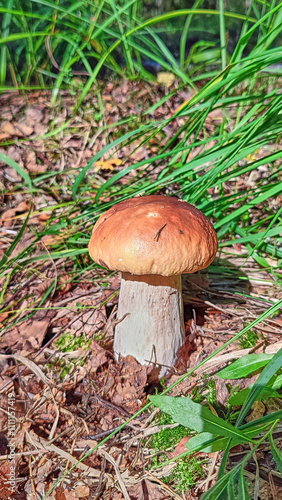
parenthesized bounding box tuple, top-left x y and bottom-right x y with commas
(114, 273, 184, 377)
(88, 195, 218, 379)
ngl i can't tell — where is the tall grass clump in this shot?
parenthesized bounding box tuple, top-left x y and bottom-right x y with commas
(1, 0, 280, 93)
(1, 3, 281, 322)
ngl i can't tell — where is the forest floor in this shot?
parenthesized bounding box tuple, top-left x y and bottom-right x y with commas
(0, 78, 282, 499)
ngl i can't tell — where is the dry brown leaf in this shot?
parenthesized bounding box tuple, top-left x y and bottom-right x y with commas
(62, 490, 77, 500)
(168, 436, 190, 459)
(90, 340, 107, 370)
(127, 478, 173, 500)
(95, 158, 122, 171)
(33, 122, 49, 135)
(14, 121, 34, 136)
(0, 353, 50, 385)
(157, 72, 175, 87)
(0, 120, 34, 138)
(76, 438, 98, 448)
(74, 485, 90, 498)
(25, 106, 43, 123)
(54, 485, 73, 500)
(0, 121, 18, 139)
(113, 381, 137, 406)
(16, 200, 30, 213)
(0, 201, 29, 231)
(206, 108, 224, 124)
(37, 212, 52, 222)
(245, 400, 265, 422)
(41, 233, 65, 246)
(0, 318, 49, 351)
(0, 208, 17, 226)
(23, 149, 48, 173)
(0, 312, 9, 325)
(0, 461, 15, 499)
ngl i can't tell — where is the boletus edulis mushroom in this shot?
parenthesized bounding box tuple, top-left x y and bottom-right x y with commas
(88, 195, 217, 377)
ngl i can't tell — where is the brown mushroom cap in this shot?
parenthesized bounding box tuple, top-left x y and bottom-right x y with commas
(88, 195, 218, 276)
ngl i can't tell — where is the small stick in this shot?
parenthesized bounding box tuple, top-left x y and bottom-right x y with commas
(154, 223, 167, 242)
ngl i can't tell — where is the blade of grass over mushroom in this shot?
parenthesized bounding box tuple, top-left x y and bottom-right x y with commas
(96, 141, 281, 222)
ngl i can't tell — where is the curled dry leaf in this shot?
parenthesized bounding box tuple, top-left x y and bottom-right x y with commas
(245, 400, 266, 422)
(26, 430, 100, 478)
(90, 340, 107, 370)
(23, 149, 48, 173)
(168, 436, 190, 459)
(127, 478, 175, 500)
(0, 461, 16, 499)
(74, 485, 90, 498)
(13, 121, 34, 136)
(25, 106, 44, 122)
(0, 318, 49, 351)
(0, 353, 50, 385)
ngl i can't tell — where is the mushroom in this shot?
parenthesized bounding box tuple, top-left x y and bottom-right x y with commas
(88, 195, 217, 377)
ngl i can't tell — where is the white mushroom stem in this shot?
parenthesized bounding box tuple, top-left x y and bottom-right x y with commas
(114, 272, 185, 377)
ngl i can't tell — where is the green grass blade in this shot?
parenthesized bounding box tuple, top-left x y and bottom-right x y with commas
(236, 349, 282, 427)
(217, 354, 274, 379)
(0, 206, 32, 270)
(0, 0, 13, 85)
(72, 124, 154, 199)
(219, 0, 227, 71)
(0, 151, 33, 194)
(149, 395, 254, 443)
(269, 431, 282, 474)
